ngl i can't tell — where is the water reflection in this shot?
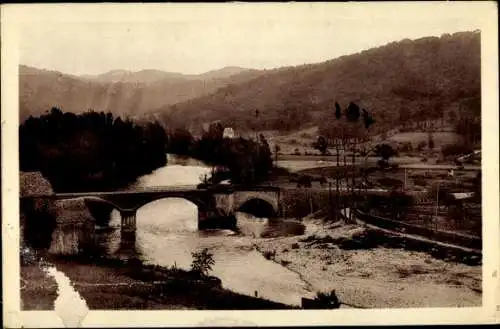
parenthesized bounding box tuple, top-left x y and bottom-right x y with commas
(94, 154, 311, 306)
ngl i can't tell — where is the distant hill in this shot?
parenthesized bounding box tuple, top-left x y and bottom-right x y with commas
(80, 66, 251, 84)
(155, 31, 480, 134)
(21, 31, 481, 136)
(80, 69, 186, 84)
(195, 66, 251, 81)
(19, 65, 261, 121)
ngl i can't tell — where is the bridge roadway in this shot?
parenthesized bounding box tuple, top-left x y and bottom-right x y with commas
(25, 184, 281, 199)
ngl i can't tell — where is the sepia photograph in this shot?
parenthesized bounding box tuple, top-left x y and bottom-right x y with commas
(2, 2, 499, 327)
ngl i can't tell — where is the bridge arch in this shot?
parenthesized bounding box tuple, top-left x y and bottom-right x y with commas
(233, 191, 280, 218)
(237, 198, 277, 218)
(83, 195, 212, 228)
(133, 195, 209, 214)
(83, 194, 210, 213)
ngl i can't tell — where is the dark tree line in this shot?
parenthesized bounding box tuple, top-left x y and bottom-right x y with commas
(20, 107, 168, 192)
(167, 122, 273, 185)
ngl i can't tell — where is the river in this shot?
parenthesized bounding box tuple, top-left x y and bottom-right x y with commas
(98, 154, 313, 306)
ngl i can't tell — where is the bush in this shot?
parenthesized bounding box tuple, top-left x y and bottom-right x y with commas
(190, 248, 215, 277)
(262, 250, 276, 260)
(377, 159, 390, 169)
(20, 246, 38, 266)
(314, 290, 340, 308)
(378, 178, 404, 188)
(297, 175, 312, 188)
(441, 143, 473, 158)
(399, 142, 413, 152)
(413, 178, 428, 186)
(416, 141, 427, 151)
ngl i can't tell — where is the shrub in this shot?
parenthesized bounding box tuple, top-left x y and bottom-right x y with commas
(441, 143, 473, 158)
(281, 260, 291, 266)
(399, 141, 413, 153)
(262, 250, 276, 260)
(413, 178, 428, 186)
(378, 178, 403, 188)
(314, 290, 340, 308)
(297, 175, 313, 188)
(20, 246, 38, 266)
(190, 248, 215, 277)
(416, 141, 427, 151)
(291, 243, 300, 249)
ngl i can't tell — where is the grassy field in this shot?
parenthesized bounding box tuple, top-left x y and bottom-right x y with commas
(387, 132, 464, 149)
(260, 126, 466, 158)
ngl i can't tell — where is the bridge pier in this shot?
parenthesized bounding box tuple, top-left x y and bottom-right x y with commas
(118, 209, 137, 258)
(121, 209, 137, 233)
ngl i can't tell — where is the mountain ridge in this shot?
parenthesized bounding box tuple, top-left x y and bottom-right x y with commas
(19, 30, 480, 135)
(19, 65, 262, 120)
(152, 31, 480, 134)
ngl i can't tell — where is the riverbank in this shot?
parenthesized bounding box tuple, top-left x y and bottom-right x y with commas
(21, 254, 296, 310)
(254, 212, 481, 308)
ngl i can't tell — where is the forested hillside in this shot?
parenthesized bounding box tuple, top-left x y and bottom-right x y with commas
(157, 31, 480, 134)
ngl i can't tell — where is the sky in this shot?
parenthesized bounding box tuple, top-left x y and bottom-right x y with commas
(9, 2, 493, 76)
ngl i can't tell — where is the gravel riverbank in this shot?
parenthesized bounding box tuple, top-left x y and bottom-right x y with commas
(254, 214, 481, 308)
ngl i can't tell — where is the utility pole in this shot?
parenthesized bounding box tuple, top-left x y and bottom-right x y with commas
(335, 138, 340, 221)
(435, 182, 440, 230)
(254, 109, 260, 183)
(275, 145, 278, 167)
(328, 181, 333, 220)
(254, 109, 259, 141)
(404, 167, 407, 190)
(435, 182, 440, 216)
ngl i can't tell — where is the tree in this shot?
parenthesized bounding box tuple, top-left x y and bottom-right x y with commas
(374, 144, 398, 166)
(346, 102, 361, 122)
(274, 144, 281, 166)
(168, 128, 194, 155)
(190, 248, 215, 277)
(335, 102, 342, 119)
(321, 101, 375, 222)
(19, 108, 168, 192)
(362, 109, 375, 129)
(313, 136, 328, 155)
(448, 111, 457, 125)
(427, 132, 435, 150)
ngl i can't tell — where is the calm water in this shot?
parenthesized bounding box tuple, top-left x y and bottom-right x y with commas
(98, 154, 312, 306)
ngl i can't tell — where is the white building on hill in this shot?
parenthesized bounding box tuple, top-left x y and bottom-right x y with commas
(223, 127, 235, 139)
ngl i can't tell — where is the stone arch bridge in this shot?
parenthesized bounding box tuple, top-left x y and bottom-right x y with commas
(22, 185, 281, 236)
